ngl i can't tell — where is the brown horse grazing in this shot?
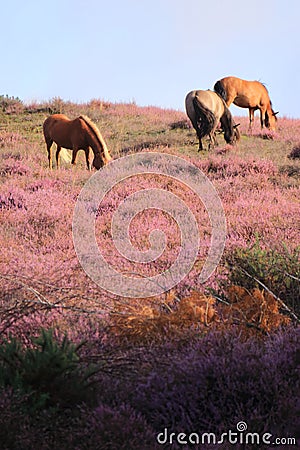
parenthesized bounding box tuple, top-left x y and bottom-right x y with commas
(185, 90, 240, 151)
(214, 76, 278, 131)
(43, 114, 112, 170)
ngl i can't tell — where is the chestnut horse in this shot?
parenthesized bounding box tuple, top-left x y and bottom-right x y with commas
(43, 114, 112, 170)
(214, 76, 278, 131)
(185, 90, 240, 151)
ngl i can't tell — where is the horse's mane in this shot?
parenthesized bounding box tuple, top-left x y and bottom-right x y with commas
(221, 105, 234, 127)
(256, 80, 273, 100)
(214, 92, 235, 131)
(79, 115, 111, 160)
(214, 80, 228, 102)
(257, 80, 270, 92)
(192, 97, 216, 138)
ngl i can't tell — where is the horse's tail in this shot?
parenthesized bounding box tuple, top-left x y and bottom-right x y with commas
(214, 80, 228, 103)
(79, 115, 112, 162)
(192, 96, 215, 138)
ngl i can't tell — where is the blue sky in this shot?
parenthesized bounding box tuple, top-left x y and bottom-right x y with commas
(1, 0, 299, 117)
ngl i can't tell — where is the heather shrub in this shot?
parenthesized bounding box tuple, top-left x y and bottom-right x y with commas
(225, 240, 300, 317)
(196, 155, 278, 179)
(0, 158, 31, 176)
(0, 396, 158, 450)
(0, 191, 27, 210)
(0, 132, 26, 148)
(47, 96, 66, 114)
(68, 403, 158, 450)
(0, 327, 298, 449)
(169, 119, 190, 129)
(87, 98, 112, 110)
(0, 387, 33, 449)
(0, 329, 97, 411)
(288, 145, 300, 159)
(129, 327, 299, 439)
(0, 94, 24, 114)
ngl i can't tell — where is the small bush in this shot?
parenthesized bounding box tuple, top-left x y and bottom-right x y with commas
(288, 145, 300, 159)
(71, 403, 158, 450)
(0, 192, 27, 210)
(0, 329, 97, 411)
(47, 96, 67, 114)
(0, 132, 26, 148)
(0, 95, 24, 114)
(169, 119, 190, 129)
(225, 240, 300, 318)
(0, 160, 30, 177)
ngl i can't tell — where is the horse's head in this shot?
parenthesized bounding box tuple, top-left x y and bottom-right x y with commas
(224, 127, 237, 145)
(220, 106, 240, 145)
(92, 153, 104, 170)
(265, 110, 278, 131)
(92, 152, 112, 170)
(233, 123, 241, 142)
(223, 119, 240, 145)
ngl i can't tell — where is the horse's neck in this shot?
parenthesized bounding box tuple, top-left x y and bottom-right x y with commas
(220, 109, 231, 131)
(88, 134, 102, 156)
(88, 134, 111, 162)
(265, 102, 273, 114)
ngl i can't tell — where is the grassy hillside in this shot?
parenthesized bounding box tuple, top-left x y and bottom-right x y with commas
(0, 97, 299, 448)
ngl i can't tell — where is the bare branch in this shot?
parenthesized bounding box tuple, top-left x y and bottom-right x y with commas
(238, 267, 299, 323)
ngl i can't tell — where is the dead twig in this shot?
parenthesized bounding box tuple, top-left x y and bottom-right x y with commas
(238, 267, 299, 323)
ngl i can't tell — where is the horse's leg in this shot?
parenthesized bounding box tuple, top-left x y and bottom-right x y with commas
(85, 148, 91, 170)
(71, 148, 79, 166)
(260, 108, 266, 129)
(192, 119, 203, 151)
(208, 133, 216, 149)
(209, 122, 218, 149)
(248, 108, 255, 132)
(46, 139, 53, 169)
(197, 134, 203, 151)
(56, 145, 61, 169)
(213, 131, 217, 147)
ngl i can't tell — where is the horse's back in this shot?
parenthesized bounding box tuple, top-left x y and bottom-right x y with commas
(196, 90, 221, 107)
(44, 114, 70, 125)
(218, 76, 269, 107)
(195, 90, 226, 121)
(43, 114, 71, 134)
(224, 77, 267, 95)
(220, 76, 256, 90)
(187, 88, 221, 106)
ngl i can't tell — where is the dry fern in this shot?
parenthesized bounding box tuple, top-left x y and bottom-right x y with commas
(109, 292, 217, 343)
(222, 285, 290, 333)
